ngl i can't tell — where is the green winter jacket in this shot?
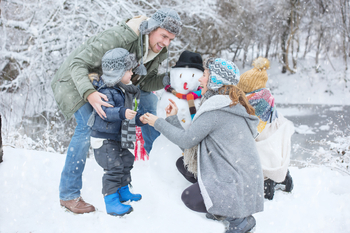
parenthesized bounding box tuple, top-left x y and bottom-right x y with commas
(51, 19, 168, 119)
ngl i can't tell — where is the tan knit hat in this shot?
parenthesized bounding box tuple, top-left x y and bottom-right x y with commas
(237, 57, 270, 93)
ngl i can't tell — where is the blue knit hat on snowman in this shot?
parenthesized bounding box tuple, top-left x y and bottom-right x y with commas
(205, 58, 240, 91)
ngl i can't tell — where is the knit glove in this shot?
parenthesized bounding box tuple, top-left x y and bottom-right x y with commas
(162, 73, 170, 87)
(88, 72, 100, 88)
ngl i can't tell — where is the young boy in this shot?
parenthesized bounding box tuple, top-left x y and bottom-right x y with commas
(88, 48, 145, 216)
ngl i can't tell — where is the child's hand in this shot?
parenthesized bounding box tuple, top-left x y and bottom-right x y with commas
(125, 109, 137, 120)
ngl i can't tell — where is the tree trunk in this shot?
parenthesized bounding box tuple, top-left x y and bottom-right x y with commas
(303, 25, 312, 59)
(281, 16, 291, 73)
(340, 0, 349, 70)
(0, 115, 3, 163)
(265, 34, 272, 58)
(285, 28, 297, 74)
(243, 44, 249, 69)
(232, 39, 243, 62)
(315, 28, 324, 66)
(292, 2, 300, 70)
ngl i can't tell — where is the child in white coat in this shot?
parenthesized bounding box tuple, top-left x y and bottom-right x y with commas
(238, 57, 295, 200)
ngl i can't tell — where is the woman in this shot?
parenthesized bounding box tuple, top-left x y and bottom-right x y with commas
(143, 58, 264, 233)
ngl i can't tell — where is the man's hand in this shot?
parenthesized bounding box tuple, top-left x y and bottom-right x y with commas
(125, 109, 137, 120)
(165, 99, 178, 117)
(87, 91, 113, 119)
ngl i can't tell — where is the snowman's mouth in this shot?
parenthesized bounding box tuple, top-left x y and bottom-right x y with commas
(183, 82, 188, 90)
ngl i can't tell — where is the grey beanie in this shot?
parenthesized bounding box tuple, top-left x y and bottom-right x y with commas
(206, 58, 240, 91)
(139, 8, 182, 36)
(135, 8, 182, 78)
(101, 48, 138, 87)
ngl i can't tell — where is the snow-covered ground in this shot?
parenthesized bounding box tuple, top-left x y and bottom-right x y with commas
(1, 136, 350, 233)
(1, 54, 350, 232)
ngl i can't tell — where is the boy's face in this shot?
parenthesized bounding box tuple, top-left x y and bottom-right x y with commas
(148, 28, 176, 53)
(121, 69, 133, 84)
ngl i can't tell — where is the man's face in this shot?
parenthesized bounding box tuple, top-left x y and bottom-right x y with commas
(148, 28, 176, 53)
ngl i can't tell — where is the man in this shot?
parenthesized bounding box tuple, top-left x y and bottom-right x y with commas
(51, 8, 182, 214)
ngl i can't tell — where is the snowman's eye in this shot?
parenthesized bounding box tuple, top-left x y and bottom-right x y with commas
(180, 74, 182, 78)
(192, 74, 195, 77)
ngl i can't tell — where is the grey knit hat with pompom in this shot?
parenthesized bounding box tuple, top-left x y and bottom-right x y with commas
(139, 8, 182, 36)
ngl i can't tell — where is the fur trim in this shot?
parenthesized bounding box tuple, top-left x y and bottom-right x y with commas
(183, 145, 198, 177)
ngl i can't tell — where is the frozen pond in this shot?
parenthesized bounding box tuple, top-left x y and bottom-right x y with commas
(278, 104, 350, 164)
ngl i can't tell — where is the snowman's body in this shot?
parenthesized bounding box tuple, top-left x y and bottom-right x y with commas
(157, 67, 203, 130)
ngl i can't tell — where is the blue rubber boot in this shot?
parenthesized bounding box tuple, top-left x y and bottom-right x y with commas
(104, 192, 133, 216)
(118, 185, 142, 202)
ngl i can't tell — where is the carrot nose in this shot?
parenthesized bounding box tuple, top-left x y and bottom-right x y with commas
(183, 82, 188, 90)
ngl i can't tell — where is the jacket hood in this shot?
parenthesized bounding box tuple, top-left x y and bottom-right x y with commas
(193, 95, 259, 138)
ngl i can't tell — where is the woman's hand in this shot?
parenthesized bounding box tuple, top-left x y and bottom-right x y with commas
(139, 115, 146, 124)
(165, 99, 178, 117)
(142, 113, 159, 126)
(125, 109, 137, 120)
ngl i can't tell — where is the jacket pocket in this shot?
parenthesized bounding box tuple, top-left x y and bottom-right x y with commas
(208, 170, 233, 183)
(218, 174, 234, 183)
(58, 75, 71, 82)
(52, 76, 83, 115)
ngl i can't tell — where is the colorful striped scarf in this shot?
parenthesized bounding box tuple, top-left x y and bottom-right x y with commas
(164, 85, 202, 119)
(246, 88, 275, 133)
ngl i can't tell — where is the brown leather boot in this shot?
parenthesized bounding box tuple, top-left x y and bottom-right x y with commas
(60, 197, 96, 214)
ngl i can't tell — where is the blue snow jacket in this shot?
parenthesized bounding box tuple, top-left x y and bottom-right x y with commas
(90, 79, 145, 141)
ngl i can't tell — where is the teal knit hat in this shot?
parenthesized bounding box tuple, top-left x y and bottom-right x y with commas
(206, 58, 240, 91)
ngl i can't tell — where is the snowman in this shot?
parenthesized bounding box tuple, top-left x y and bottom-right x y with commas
(149, 51, 204, 187)
(157, 51, 204, 130)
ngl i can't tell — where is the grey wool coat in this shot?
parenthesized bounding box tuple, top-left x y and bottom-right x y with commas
(154, 95, 264, 218)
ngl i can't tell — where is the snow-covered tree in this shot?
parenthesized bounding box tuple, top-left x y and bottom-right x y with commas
(0, 0, 349, 153)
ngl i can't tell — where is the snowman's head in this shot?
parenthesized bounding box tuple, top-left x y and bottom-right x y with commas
(170, 51, 204, 94)
(170, 67, 203, 94)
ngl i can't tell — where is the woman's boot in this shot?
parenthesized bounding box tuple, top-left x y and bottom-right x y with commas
(225, 215, 256, 233)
